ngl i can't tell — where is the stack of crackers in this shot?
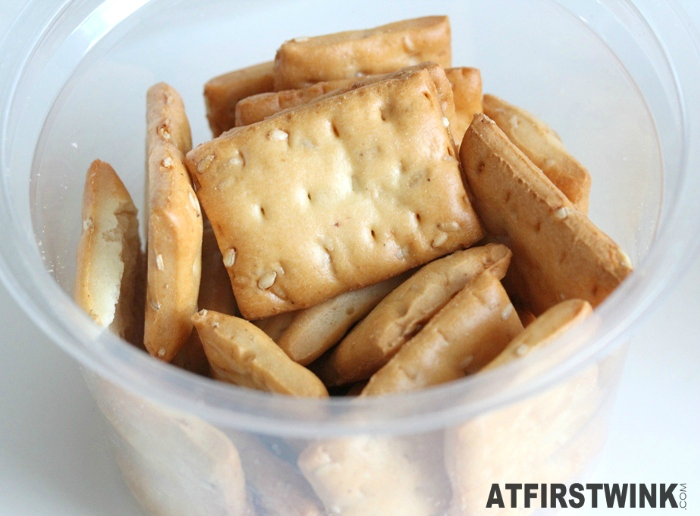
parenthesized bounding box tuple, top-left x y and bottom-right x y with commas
(74, 15, 632, 399)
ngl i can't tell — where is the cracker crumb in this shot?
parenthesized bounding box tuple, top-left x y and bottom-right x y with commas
(156, 253, 164, 271)
(268, 129, 289, 141)
(82, 218, 93, 231)
(197, 154, 215, 173)
(258, 271, 277, 290)
(431, 232, 448, 247)
(516, 344, 529, 356)
(223, 248, 236, 267)
(501, 304, 514, 320)
(554, 207, 569, 220)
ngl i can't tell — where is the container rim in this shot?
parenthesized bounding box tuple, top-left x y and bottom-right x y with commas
(0, 0, 699, 437)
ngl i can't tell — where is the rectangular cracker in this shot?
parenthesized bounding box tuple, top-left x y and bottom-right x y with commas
(482, 94, 591, 213)
(360, 272, 523, 396)
(314, 244, 512, 387)
(274, 16, 451, 90)
(192, 310, 328, 397)
(74, 159, 145, 347)
(445, 67, 482, 146)
(145, 83, 202, 362)
(236, 63, 459, 131)
(186, 67, 483, 320)
(460, 113, 633, 315)
(204, 61, 276, 137)
(298, 433, 450, 516)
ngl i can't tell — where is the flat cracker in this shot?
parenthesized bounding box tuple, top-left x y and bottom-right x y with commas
(298, 433, 450, 516)
(360, 272, 523, 396)
(236, 63, 457, 132)
(257, 272, 408, 366)
(186, 67, 483, 320)
(145, 83, 202, 362)
(74, 159, 145, 346)
(231, 433, 325, 516)
(445, 67, 482, 146)
(460, 113, 633, 315)
(274, 16, 451, 90)
(192, 310, 329, 398)
(204, 61, 275, 137)
(482, 94, 591, 213)
(482, 298, 592, 372)
(314, 244, 512, 387)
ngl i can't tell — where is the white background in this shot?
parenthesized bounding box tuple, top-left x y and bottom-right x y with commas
(0, 1, 698, 515)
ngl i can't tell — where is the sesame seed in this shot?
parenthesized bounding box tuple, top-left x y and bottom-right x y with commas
(189, 191, 200, 214)
(156, 254, 164, 271)
(197, 154, 215, 173)
(212, 322, 219, 328)
(223, 248, 236, 267)
(268, 129, 289, 141)
(431, 232, 448, 247)
(438, 221, 460, 232)
(554, 207, 569, 220)
(198, 309, 208, 317)
(619, 250, 633, 268)
(258, 271, 277, 290)
(82, 218, 93, 231)
(229, 153, 244, 167)
(150, 300, 161, 311)
(157, 348, 166, 358)
(515, 344, 529, 356)
(442, 117, 450, 128)
(161, 157, 173, 169)
(501, 304, 514, 320)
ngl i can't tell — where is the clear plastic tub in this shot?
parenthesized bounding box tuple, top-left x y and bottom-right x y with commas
(1, 1, 699, 515)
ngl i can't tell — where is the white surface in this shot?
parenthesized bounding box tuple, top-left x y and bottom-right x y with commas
(0, 2, 699, 515)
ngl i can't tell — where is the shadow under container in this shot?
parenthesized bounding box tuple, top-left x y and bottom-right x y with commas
(1, 1, 699, 515)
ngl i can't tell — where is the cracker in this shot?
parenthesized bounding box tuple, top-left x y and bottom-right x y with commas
(74, 159, 145, 347)
(172, 221, 239, 376)
(192, 310, 329, 397)
(257, 272, 408, 366)
(444, 361, 601, 516)
(460, 113, 633, 315)
(204, 61, 275, 137)
(298, 434, 450, 516)
(360, 271, 523, 396)
(144, 83, 202, 362)
(445, 67, 482, 146)
(274, 16, 451, 90)
(89, 374, 250, 516)
(186, 66, 483, 320)
(314, 244, 512, 387)
(482, 298, 592, 372)
(236, 63, 457, 131)
(482, 94, 591, 213)
(231, 434, 325, 516)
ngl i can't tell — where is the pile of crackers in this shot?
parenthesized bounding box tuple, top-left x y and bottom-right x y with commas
(74, 16, 633, 399)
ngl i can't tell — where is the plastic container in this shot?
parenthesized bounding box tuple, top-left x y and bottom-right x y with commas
(1, 1, 699, 514)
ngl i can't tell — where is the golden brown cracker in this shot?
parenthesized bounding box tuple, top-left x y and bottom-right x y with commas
(186, 67, 482, 320)
(460, 113, 632, 315)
